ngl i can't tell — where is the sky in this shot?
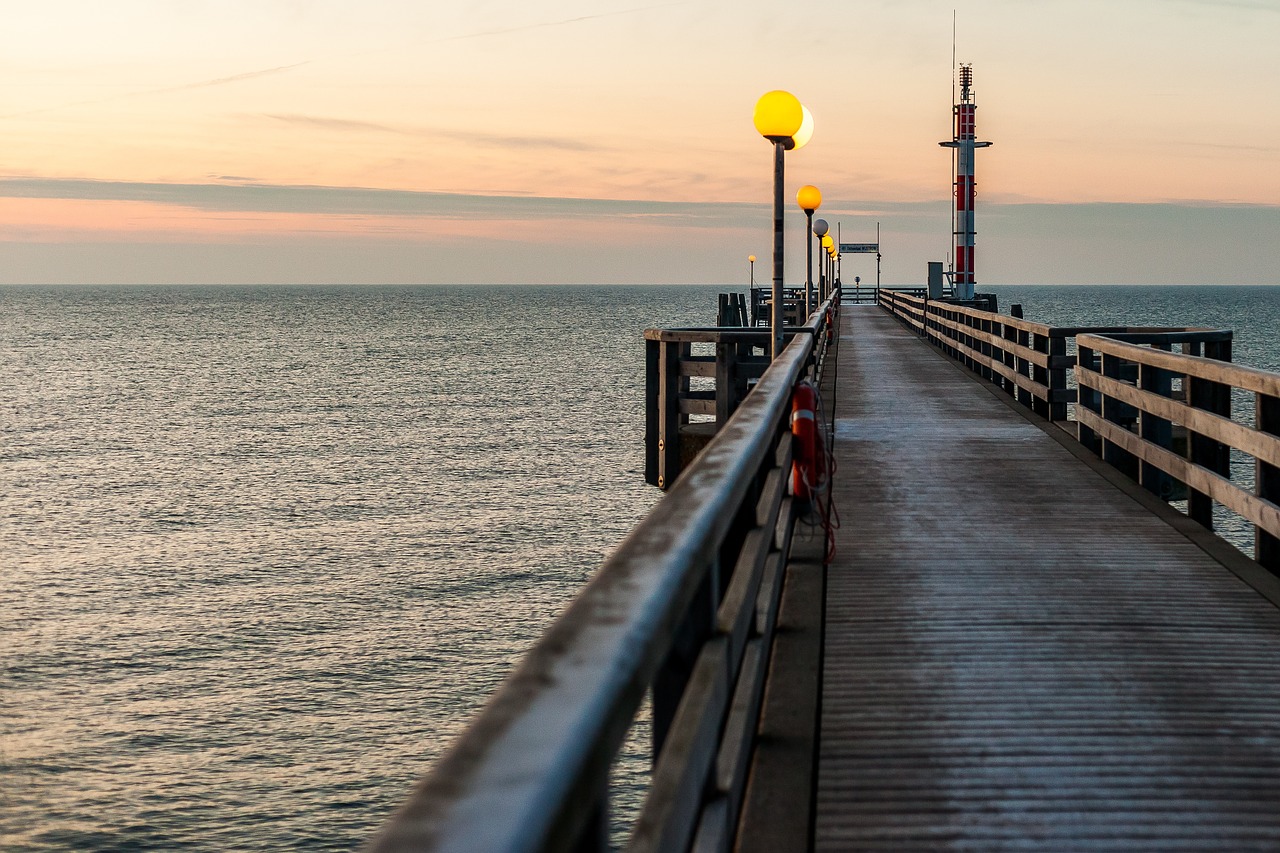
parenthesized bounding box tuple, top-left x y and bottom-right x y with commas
(3, 0, 1279, 286)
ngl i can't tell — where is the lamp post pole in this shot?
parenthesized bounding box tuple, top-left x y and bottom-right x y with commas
(813, 218, 829, 304)
(804, 210, 813, 317)
(771, 139, 785, 358)
(754, 90, 811, 361)
(796, 185, 821, 320)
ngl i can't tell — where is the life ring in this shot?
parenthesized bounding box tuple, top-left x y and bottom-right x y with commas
(791, 380, 825, 501)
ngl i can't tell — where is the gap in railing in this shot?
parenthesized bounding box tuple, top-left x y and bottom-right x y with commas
(688, 340, 717, 425)
(607, 695, 653, 850)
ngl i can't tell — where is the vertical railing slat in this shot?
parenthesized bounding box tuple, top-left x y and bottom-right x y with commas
(1258, 392, 1280, 573)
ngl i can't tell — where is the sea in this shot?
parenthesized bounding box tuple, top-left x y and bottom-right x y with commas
(2, 283, 1278, 851)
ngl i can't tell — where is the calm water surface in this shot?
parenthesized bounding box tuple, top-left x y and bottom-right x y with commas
(1, 285, 721, 851)
(3, 283, 1277, 850)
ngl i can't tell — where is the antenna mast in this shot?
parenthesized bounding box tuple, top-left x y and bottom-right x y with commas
(939, 60, 992, 300)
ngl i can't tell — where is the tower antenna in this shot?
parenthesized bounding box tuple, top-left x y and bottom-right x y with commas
(939, 60, 992, 300)
(950, 11, 957, 286)
(952, 10, 957, 105)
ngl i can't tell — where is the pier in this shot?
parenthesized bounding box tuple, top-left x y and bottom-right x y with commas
(370, 290, 1280, 852)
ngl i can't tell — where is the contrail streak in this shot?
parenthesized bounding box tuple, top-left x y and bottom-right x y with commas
(3, 61, 310, 120)
(431, 2, 683, 44)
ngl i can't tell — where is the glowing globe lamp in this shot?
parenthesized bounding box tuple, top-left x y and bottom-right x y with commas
(791, 106, 815, 151)
(796, 185, 822, 214)
(753, 90, 804, 144)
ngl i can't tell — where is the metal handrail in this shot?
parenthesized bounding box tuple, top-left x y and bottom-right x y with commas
(369, 296, 835, 853)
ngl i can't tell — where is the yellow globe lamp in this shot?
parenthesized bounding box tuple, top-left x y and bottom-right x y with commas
(753, 90, 804, 145)
(797, 184, 822, 311)
(791, 106, 815, 151)
(796, 185, 822, 215)
(821, 234, 834, 251)
(748, 255, 756, 263)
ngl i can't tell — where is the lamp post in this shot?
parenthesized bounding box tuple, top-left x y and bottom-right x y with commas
(748, 254, 756, 286)
(796, 185, 821, 319)
(812, 218, 828, 301)
(753, 90, 811, 360)
(821, 233, 835, 299)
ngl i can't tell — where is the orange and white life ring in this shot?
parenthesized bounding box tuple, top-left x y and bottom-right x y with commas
(791, 380, 825, 501)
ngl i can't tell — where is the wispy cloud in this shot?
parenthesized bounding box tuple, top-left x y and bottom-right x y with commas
(10, 177, 1278, 240)
(2, 4, 677, 122)
(262, 113, 415, 136)
(259, 112, 604, 152)
(1170, 0, 1280, 13)
(0, 176, 760, 225)
(2, 62, 310, 120)
(428, 2, 684, 44)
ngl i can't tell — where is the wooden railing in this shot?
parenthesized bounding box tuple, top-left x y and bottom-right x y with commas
(877, 289, 1280, 569)
(879, 289, 1223, 423)
(645, 295, 838, 490)
(369, 294, 838, 852)
(1077, 333, 1280, 570)
(842, 282, 879, 305)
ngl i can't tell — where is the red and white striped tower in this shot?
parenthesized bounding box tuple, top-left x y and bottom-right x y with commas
(939, 64, 991, 300)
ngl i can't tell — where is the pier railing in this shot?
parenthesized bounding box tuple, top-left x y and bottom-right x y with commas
(370, 293, 838, 853)
(879, 289, 1227, 423)
(645, 299, 837, 490)
(877, 290, 1280, 570)
(1076, 333, 1280, 570)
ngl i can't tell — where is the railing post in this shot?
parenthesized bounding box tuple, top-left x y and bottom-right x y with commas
(1016, 323, 1032, 408)
(1187, 340, 1232, 530)
(571, 797, 610, 853)
(962, 310, 972, 371)
(1139, 346, 1175, 499)
(1049, 334, 1068, 422)
(1001, 319, 1017, 398)
(1077, 342, 1100, 454)
(1032, 333, 1050, 419)
(1258, 391, 1280, 573)
(716, 340, 740, 426)
(646, 338, 661, 487)
(981, 314, 993, 383)
(1101, 351, 1138, 479)
(657, 340, 683, 490)
(652, 560, 717, 759)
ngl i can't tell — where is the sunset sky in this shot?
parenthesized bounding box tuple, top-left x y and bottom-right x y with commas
(3, 0, 1278, 285)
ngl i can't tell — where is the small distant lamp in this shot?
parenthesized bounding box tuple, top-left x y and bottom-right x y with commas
(813, 218, 829, 300)
(821, 232, 835, 298)
(797, 185, 822, 316)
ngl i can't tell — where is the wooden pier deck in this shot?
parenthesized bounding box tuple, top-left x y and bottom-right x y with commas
(373, 292, 1280, 853)
(815, 305, 1280, 850)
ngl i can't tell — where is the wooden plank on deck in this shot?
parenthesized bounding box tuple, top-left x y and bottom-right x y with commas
(817, 305, 1280, 851)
